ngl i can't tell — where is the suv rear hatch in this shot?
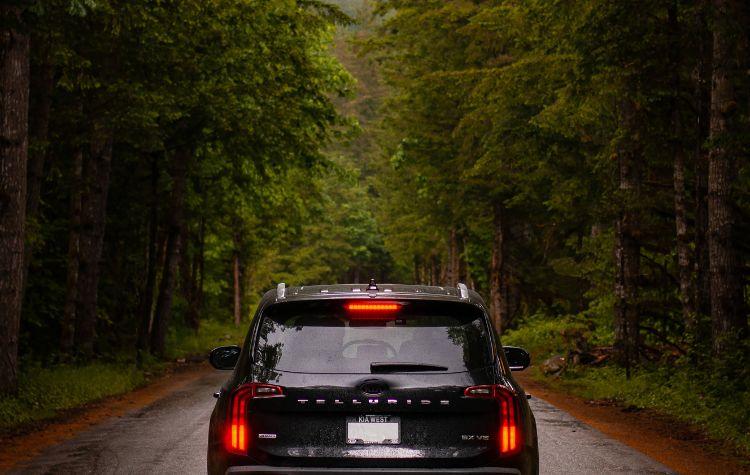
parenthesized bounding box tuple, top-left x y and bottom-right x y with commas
(237, 299, 505, 468)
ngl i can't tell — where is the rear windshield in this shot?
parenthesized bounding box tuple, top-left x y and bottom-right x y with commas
(252, 300, 493, 374)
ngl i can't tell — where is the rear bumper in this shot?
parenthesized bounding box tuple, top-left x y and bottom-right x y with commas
(226, 468, 520, 475)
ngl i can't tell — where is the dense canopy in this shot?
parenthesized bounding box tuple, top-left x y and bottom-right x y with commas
(0, 0, 748, 448)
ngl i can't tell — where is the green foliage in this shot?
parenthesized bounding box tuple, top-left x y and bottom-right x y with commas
(0, 319, 246, 432)
(502, 316, 585, 361)
(165, 320, 247, 360)
(0, 362, 148, 432)
(367, 0, 748, 359)
(11, 0, 749, 454)
(551, 365, 750, 456)
(21, 0, 392, 363)
(503, 313, 613, 362)
(505, 316, 750, 455)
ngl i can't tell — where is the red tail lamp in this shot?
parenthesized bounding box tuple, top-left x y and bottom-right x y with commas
(226, 383, 284, 454)
(464, 384, 522, 455)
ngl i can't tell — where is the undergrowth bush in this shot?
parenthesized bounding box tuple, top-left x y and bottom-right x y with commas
(0, 363, 146, 431)
(504, 316, 750, 456)
(0, 318, 244, 433)
(165, 319, 247, 360)
(502, 313, 611, 362)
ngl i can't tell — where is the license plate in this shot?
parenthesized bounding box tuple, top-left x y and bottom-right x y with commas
(346, 415, 400, 444)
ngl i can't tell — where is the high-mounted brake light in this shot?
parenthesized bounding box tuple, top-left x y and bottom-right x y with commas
(345, 302, 400, 312)
(226, 383, 284, 455)
(464, 384, 522, 455)
(344, 301, 402, 320)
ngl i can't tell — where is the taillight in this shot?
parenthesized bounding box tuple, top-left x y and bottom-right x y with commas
(226, 383, 284, 455)
(464, 384, 522, 456)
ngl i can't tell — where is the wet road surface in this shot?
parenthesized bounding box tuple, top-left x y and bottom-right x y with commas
(12, 370, 674, 474)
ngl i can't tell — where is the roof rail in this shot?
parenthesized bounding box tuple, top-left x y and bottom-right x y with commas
(276, 282, 286, 300)
(457, 283, 469, 300)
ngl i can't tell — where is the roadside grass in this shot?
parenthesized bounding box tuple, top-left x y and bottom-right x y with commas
(504, 318, 750, 457)
(0, 361, 149, 432)
(0, 318, 245, 434)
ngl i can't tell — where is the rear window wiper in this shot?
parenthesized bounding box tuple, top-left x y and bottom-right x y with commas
(370, 362, 449, 373)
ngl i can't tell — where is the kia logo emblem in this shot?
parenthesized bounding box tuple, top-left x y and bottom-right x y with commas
(359, 379, 388, 396)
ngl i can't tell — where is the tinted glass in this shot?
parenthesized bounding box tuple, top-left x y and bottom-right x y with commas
(253, 300, 493, 374)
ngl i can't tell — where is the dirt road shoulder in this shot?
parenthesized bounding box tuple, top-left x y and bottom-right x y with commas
(516, 371, 749, 475)
(0, 362, 214, 472)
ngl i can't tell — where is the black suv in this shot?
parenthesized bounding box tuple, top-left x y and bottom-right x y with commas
(207, 282, 539, 475)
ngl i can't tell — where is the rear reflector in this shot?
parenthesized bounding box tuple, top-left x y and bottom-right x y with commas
(226, 383, 284, 455)
(464, 386, 493, 397)
(464, 384, 522, 455)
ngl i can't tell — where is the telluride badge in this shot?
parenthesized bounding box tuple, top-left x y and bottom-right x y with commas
(293, 397, 455, 407)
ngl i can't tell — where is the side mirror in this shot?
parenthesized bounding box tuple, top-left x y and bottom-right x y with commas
(209, 345, 241, 370)
(504, 346, 531, 371)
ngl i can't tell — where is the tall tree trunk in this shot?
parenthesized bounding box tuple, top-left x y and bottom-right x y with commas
(707, 0, 748, 353)
(150, 147, 190, 357)
(695, 157, 711, 319)
(457, 231, 467, 284)
(490, 203, 507, 335)
(151, 226, 179, 357)
(462, 234, 473, 289)
(438, 253, 447, 285)
(232, 229, 242, 327)
(242, 256, 252, 319)
(668, 3, 696, 335)
(674, 145, 695, 329)
(693, 0, 713, 325)
(505, 269, 518, 326)
(183, 215, 204, 331)
(150, 233, 167, 331)
(448, 228, 458, 286)
(197, 216, 206, 310)
(182, 237, 200, 331)
(413, 255, 421, 284)
(0, 4, 30, 395)
(60, 147, 83, 355)
(136, 154, 159, 360)
(613, 97, 642, 375)
(179, 217, 198, 330)
(196, 216, 205, 313)
(233, 249, 241, 327)
(429, 254, 438, 286)
(22, 55, 53, 302)
(74, 130, 113, 357)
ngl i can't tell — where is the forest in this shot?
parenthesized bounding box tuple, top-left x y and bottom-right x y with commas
(1, 0, 749, 456)
(354, 0, 750, 452)
(0, 0, 392, 395)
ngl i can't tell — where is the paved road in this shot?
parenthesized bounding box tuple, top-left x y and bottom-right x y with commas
(12, 370, 674, 475)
